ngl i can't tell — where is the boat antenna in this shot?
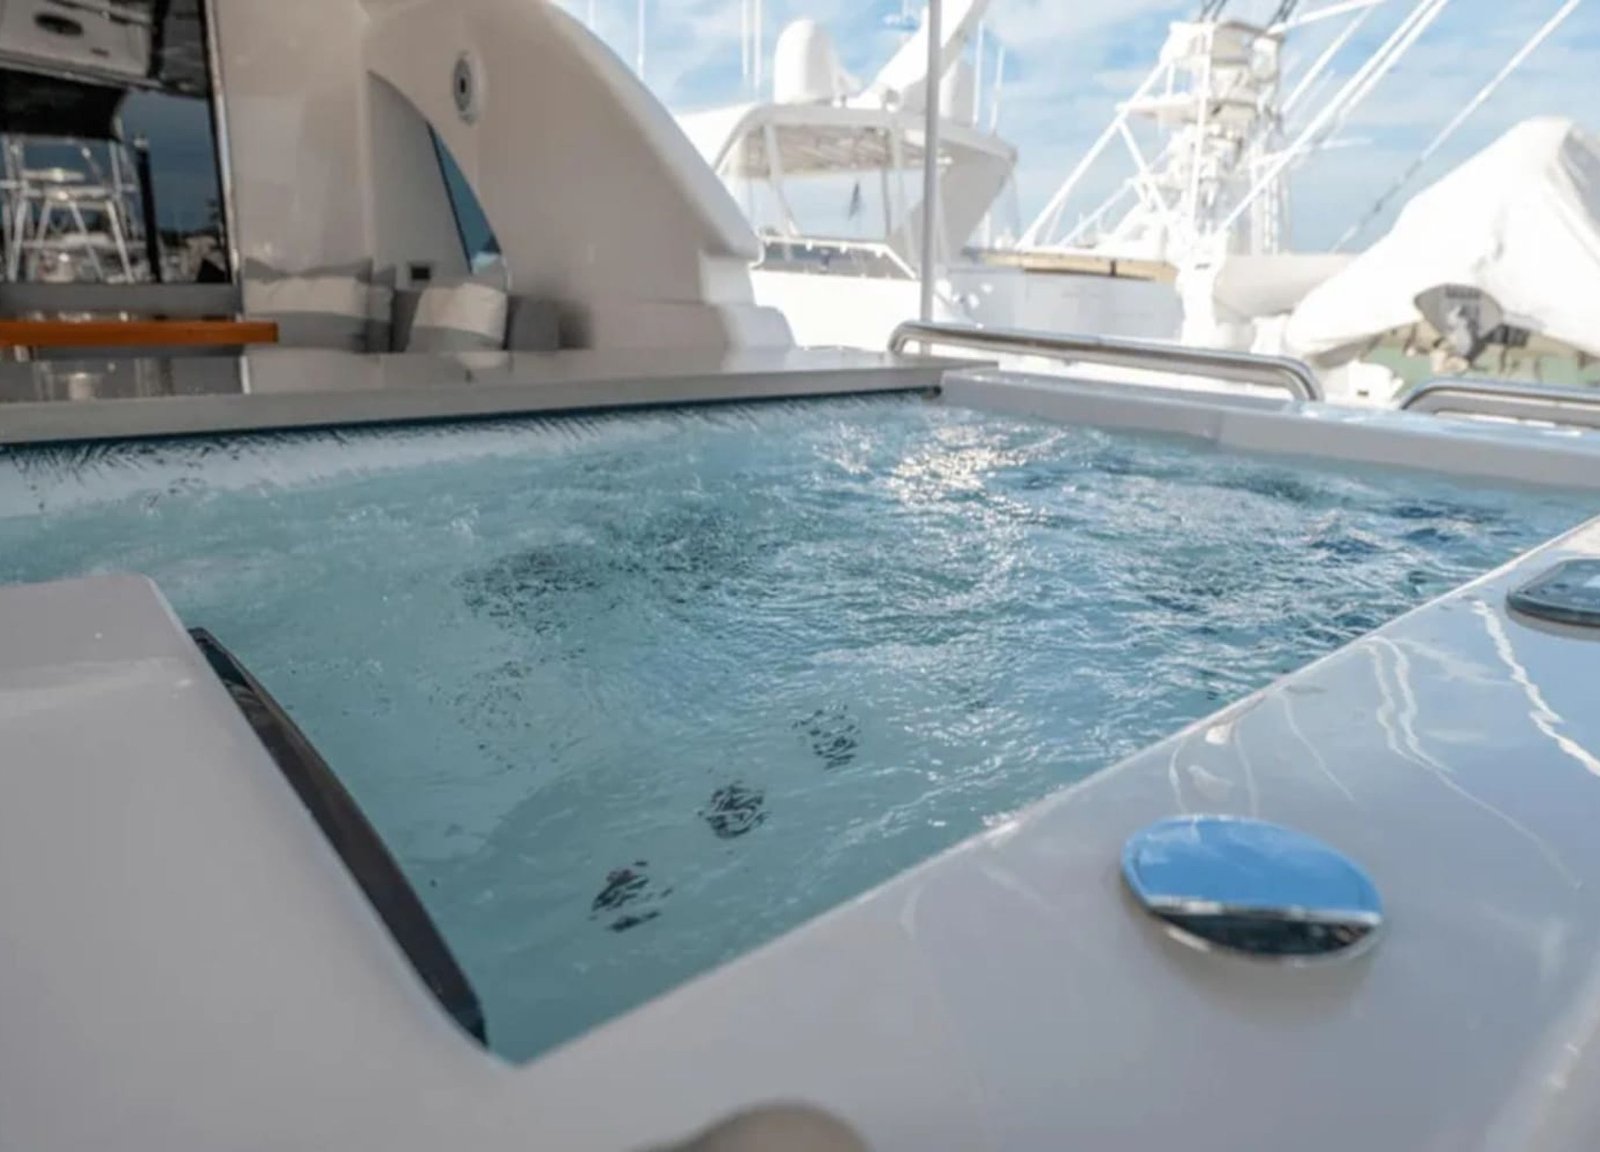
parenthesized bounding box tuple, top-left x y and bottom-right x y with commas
(738, 0, 765, 93)
(1333, 0, 1586, 250)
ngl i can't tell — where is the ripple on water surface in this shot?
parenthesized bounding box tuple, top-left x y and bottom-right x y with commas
(0, 396, 1590, 1059)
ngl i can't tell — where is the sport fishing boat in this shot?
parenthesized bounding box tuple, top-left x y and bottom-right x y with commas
(1009, 0, 1600, 402)
(671, 0, 1183, 350)
(663, 0, 1598, 405)
(5, 2, 1600, 1151)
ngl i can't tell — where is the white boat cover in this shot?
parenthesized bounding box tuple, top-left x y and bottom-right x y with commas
(1286, 117, 1600, 362)
(1211, 253, 1354, 321)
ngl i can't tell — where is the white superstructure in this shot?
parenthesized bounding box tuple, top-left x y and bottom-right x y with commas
(1021, 16, 1292, 266)
(674, 0, 1022, 348)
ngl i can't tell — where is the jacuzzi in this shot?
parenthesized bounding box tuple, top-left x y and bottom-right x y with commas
(5, 347, 1600, 1152)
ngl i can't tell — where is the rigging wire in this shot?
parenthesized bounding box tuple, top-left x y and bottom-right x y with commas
(1333, 0, 1586, 250)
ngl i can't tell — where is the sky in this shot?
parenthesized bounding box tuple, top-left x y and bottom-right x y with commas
(560, 0, 1600, 251)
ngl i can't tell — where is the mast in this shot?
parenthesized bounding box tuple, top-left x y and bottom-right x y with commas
(919, 0, 943, 321)
(1216, 0, 1451, 240)
(1017, 0, 1468, 263)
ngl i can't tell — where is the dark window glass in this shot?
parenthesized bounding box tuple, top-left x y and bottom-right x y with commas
(0, 0, 229, 284)
(431, 128, 501, 273)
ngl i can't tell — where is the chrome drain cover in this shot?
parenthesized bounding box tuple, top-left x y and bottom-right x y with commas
(1122, 816, 1382, 961)
(1508, 559, 1600, 629)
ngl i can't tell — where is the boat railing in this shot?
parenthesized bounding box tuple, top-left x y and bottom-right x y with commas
(760, 238, 974, 317)
(759, 236, 915, 281)
(888, 320, 1326, 402)
(1398, 378, 1600, 430)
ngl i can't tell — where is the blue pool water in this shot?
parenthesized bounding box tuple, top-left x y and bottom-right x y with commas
(0, 396, 1590, 1060)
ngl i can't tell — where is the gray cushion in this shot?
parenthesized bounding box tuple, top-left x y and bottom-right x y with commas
(367, 266, 398, 354)
(507, 296, 562, 352)
(389, 288, 423, 354)
(398, 270, 509, 353)
(243, 259, 380, 353)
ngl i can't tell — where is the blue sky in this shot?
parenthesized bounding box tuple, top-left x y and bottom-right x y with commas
(562, 0, 1600, 250)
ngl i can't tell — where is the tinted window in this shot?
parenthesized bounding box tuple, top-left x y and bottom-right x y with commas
(431, 128, 502, 274)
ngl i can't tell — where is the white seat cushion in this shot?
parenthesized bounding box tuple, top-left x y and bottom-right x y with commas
(243, 260, 381, 353)
(399, 273, 510, 353)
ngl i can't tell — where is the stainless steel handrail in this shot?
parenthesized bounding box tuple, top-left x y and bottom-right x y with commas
(888, 320, 1325, 402)
(1399, 378, 1600, 430)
